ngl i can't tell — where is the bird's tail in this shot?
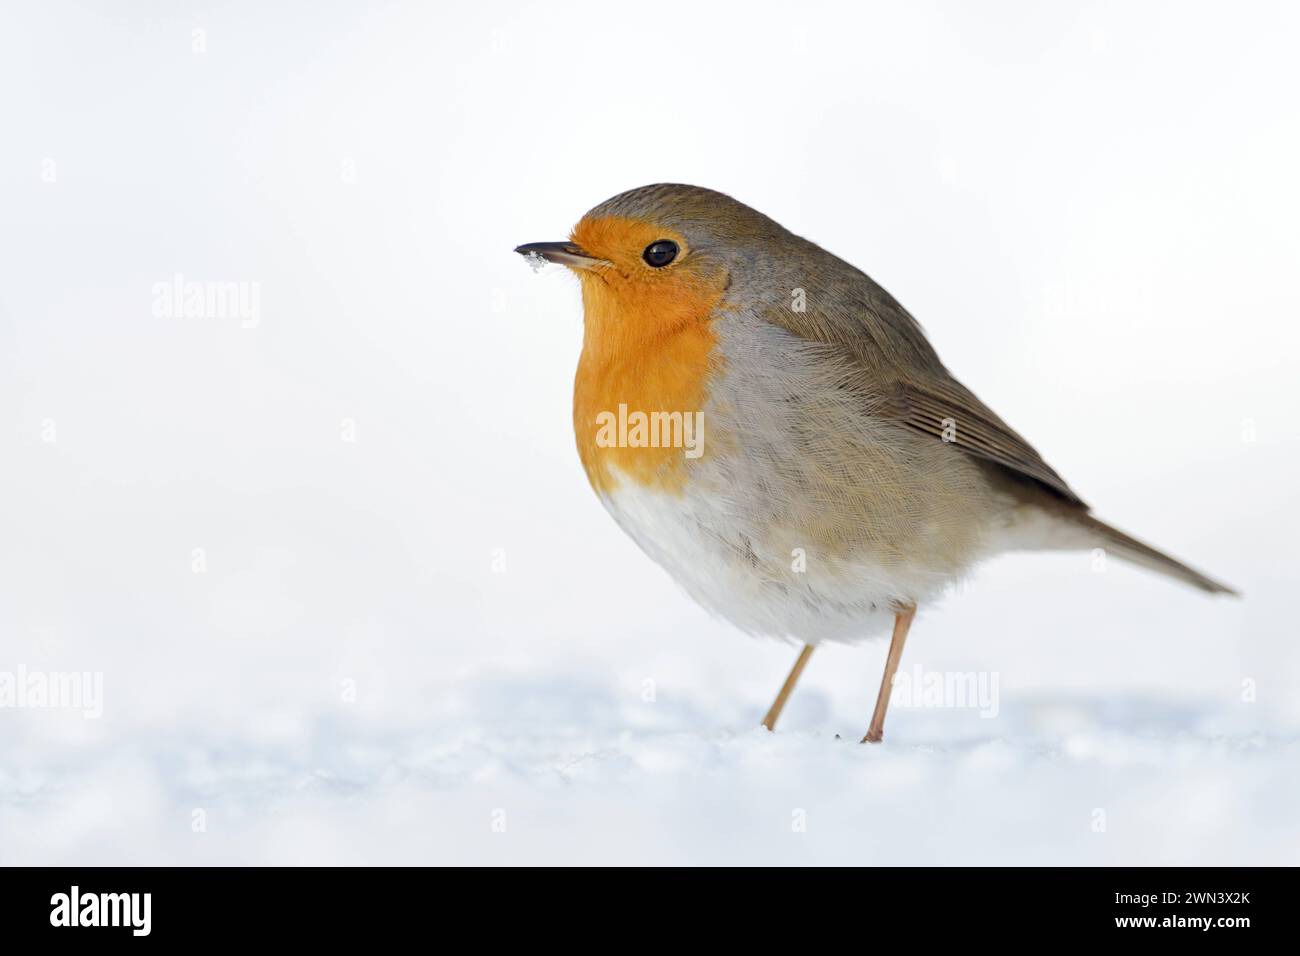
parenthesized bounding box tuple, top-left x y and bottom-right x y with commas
(1079, 514, 1238, 596)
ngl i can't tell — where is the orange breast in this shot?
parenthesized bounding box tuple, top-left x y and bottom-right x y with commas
(572, 258, 726, 494)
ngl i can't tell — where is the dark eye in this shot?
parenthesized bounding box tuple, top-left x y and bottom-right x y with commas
(642, 240, 679, 268)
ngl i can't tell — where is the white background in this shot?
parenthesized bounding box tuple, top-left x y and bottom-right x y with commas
(1, 0, 1297, 864)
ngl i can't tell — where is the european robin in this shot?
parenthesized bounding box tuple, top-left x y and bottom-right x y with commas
(516, 184, 1236, 743)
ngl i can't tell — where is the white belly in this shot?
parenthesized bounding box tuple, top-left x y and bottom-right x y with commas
(599, 473, 964, 645)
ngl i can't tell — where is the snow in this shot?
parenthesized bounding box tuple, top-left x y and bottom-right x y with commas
(3, 657, 1297, 865)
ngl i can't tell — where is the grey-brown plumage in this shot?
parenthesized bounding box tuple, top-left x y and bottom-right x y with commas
(588, 183, 1235, 597)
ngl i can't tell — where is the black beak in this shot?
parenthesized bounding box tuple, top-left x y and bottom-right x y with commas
(513, 241, 602, 269)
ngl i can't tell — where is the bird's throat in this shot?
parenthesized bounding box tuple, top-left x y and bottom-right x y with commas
(572, 272, 725, 494)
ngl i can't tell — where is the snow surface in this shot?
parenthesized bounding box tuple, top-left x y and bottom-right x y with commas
(3, 653, 1297, 866)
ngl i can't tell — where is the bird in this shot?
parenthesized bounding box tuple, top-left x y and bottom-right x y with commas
(515, 183, 1236, 743)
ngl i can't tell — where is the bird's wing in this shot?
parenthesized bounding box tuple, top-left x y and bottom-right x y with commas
(883, 374, 1086, 507)
(758, 263, 1088, 508)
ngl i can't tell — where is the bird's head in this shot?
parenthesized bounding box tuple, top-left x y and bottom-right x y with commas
(515, 184, 785, 350)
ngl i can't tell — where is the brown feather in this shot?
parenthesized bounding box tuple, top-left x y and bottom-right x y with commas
(756, 257, 1087, 509)
(887, 377, 1086, 506)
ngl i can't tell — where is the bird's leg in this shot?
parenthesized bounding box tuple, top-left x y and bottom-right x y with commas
(862, 604, 917, 743)
(761, 644, 815, 731)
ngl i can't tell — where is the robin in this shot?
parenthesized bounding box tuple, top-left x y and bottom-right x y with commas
(516, 184, 1236, 743)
